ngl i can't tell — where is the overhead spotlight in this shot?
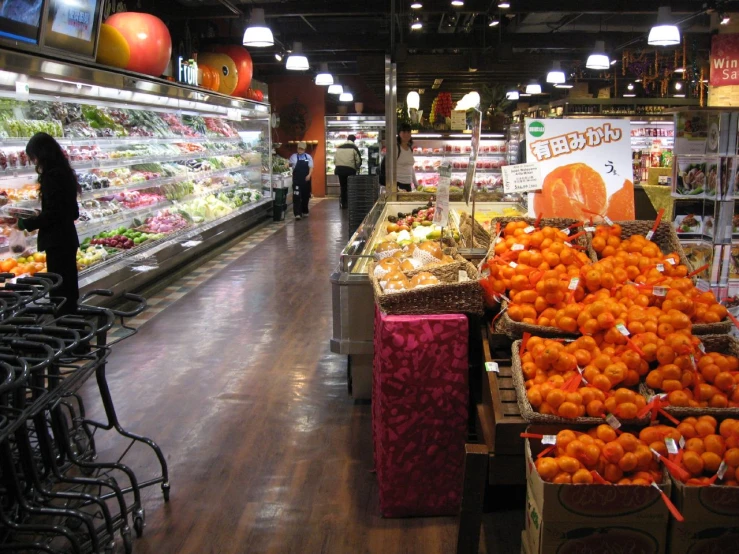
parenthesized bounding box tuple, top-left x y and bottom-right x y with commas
(498, 1, 510, 7)
(411, 16, 423, 30)
(586, 41, 610, 70)
(635, 78, 642, 82)
(274, 52, 283, 62)
(488, 16, 500, 26)
(314, 63, 333, 86)
(721, 12, 731, 25)
(546, 61, 566, 84)
(649, 6, 680, 46)
(554, 83, 573, 89)
(627, 83, 634, 91)
(286, 42, 309, 71)
(411, 1, 423, 8)
(675, 81, 684, 91)
(451, 0, 464, 6)
(525, 81, 542, 94)
(339, 91, 354, 102)
(506, 90, 520, 100)
(674, 66, 686, 73)
(610, 59, 618, 65)
(243, 7, 274, 47)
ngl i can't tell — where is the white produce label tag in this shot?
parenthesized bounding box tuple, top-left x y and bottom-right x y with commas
(606, 413, 622, 429)
(568, 277, 580, 290)
(665, 437, 679, 455)
(541, 435, 557, 445)
(485, 362, 499, 373)
(502, 163, 542, 194)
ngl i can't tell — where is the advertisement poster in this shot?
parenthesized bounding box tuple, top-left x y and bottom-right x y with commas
(524, 118, 634, 221)
(43, 0, 101, 57)
(0, 0, 44, 44)
(710, 34, 739, 87)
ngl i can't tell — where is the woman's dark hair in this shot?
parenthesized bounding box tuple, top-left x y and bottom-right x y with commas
(25, 132, 81, 194)
(397, 123, 413, 149)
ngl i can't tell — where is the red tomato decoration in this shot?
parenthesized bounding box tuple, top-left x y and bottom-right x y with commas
(211, 45, 253, 97)
(105, 12, 172, 77)
(255, 89, 264, 102)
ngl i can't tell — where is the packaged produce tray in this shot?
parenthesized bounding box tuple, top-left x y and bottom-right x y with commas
(511, 339, 650, 426)
(640, 334, 739, 419)
(369, 256, 483, 316)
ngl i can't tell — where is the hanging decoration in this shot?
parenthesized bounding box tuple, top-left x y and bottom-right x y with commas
(620, 45, 703, 98)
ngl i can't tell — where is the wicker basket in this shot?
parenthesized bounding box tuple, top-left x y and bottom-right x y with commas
(511, 340, 650, 426)
(458, 212, 491, 250)
(369, 256, 484, 315)
(640, 334, 739, 419)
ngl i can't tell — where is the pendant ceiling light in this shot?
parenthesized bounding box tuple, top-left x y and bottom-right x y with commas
(525, 81, 541, 95)
(406, 91, 420, 111)
(648, 6, 680, 46)
(498, 1, 510, 7)
(586, 41, 610, 70)
(505, 90, 520, 100)
(411, 1, 423, 8)
(286, 42, 309, 71)
(243, 8, 274, 47)
(546, 61, 566, 84)
(315, 63, 334, 86)
(411, 16, 423, 30)
(451, 0, 464, 6)
(554, 83, 573, 89)
(328, 77, 343, 95)
(488, 16, 500, 26)
(339, 91, 354, 102)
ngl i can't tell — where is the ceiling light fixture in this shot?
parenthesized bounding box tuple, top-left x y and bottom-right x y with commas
(488, 16, 500, 26)
(498, 1, 510, 7)
(648, 6, 680, 46)
(451, 0, 464, 6)
(315, 63, 333, 86)
(610, 59, 618, 65)
(411, 16, 423, 30)
(674, 81, 683, 91)
(520, 93, 532, 97)
(554, 82, 573, 89)
(243, 8, 274, 47)
(411, 1, 423, 8)
(328, 81, 343, 95)
(586, 41, 610, 70)
(525, 81, 542, 94)
(546, 61, 566, 84)
(720, 12, 731, 25)
(506, 90, 520, 100)
(627, 83, 634, 91)
(674, 66, 686, 73)
(623, 93, 636, 97)
(286, 42, 309, 70)
(339, 91, 354, 102)
(407, 91, 420, 111)
(274, 52, 283, 62)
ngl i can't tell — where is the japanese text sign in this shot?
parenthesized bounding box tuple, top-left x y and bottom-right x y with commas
(525, 119, 634, 221)
(502, 163, 542, 194)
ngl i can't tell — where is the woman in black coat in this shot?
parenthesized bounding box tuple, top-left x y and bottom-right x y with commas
(18, 132, 81, 315)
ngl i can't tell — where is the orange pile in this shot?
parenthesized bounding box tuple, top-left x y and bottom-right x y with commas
(0, 254, 47, 276)
(534, 425, 662, 485)
(672, 416, 739, 486)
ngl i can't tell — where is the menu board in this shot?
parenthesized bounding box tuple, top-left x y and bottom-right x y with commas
(42, 0, 101, 57)
(0, 0, 45, 44)
(524, 118, 634, 221)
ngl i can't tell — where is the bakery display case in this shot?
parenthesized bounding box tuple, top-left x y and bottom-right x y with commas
(325, 115, 385, 197)
(0, 48, 271, 299)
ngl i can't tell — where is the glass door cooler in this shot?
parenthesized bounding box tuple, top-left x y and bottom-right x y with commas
(325, 115, 385, 197)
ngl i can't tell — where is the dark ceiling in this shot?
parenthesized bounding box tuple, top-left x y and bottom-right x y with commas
(147, 0, 738, 110)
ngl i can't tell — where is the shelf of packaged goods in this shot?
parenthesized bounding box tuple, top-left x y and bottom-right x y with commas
(0, 135, 243, 148)
(413, 153, 508, 158)
(415, 169, 503, 174)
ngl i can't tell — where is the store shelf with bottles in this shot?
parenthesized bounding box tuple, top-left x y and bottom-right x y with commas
(0, 48, 272, 294)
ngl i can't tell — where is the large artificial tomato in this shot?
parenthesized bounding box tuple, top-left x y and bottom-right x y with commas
(105, 12, 172, 77)
(198, 53, 238, 95)
(96, 23, 130, 69)
(211, 45, 253, 97)
(255, 89, 264, 102)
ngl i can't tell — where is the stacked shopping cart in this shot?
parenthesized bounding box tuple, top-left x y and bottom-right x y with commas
(347, 175, 379, 233)
(0, 274, 168, 553)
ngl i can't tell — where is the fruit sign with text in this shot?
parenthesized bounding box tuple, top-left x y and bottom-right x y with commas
(525, 119, 634, 222)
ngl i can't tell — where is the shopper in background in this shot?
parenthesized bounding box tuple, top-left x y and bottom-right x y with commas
(333, 134, 362, 209)
(289, 141, 313, 220)
(18, 132, 81, 315)
(396, 123, 417, 192)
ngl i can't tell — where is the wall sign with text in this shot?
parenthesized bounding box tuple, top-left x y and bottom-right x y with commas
(710, 34, 739, 87)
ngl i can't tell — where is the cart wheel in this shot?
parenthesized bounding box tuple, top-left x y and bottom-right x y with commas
(162, 482, 170, 502)
(134, 516, 145, 538)
(121, 528, 133, 554)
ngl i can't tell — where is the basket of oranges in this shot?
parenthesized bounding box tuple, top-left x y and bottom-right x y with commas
(512, 336, 651, 425)
(641, 334, 739, 418)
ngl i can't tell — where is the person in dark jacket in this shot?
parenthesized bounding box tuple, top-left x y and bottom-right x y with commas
(333, 134, 362, 208)
(18, 132, 81, 315)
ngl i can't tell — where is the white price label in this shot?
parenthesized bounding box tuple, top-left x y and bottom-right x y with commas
(646, 230, 655, 241)
(696, 279, 710, 292)
(653, 286, 668, 297)
(181, 240, 203, 248)
(458, 270, 470, 282)
(616, 323, 630, 336)
(562, 228, 571, 236)
(656, 264, 665, 272)
(509, 261, 518, 268)
(603, 216, 614, 226)
(651, 448, 662, 460)
(512, 243, 525, 251)
(584, 226, 596, 233)
(502, 163, 542, 194)
(568, 277, 580, 291)
(564, 241, 573, 248)
(495, 237, 503, 244)
(665, 437, 679, 455)
(718, 461, 728, 480)
(689, 354, 697, 370)
(524, 226, 536, 234)
(698, 342, 706, 354)
(666, 257, 676, 265)
(485, 362, 499, 373)
(606, 413, 622, 429)
(541, 435, 557, 445)
(679, 436, 686, 449)
(15, 81, 29, 99)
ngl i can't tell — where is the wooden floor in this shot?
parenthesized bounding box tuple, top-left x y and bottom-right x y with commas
(79, 199, 522, 554)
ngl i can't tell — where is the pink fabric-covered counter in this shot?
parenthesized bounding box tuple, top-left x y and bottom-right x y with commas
(373, 309, 469, 517)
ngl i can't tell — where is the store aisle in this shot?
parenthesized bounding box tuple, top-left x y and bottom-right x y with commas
(81, 198, 463, 554)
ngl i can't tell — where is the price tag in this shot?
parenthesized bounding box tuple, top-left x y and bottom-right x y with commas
(696, 279, 710, 293)
(584, 226, 596, 233)
(495, 237, 503, 244)
(512, 243, 525, 251)
(181, 240, 202, 248)
(718, 461, 728, 480)
(698, 342, 706, 354)
(458, 270, 470, 282)
(568, 277, 580, 291)
(616, 323, 630, 336)
(509, 261, 518, 268)
(15, 81, 29, 99)
(665, 437, 679, 455)
(541, 435, 557, 445)
(646, 230, 655, 241)
(562, 228, 571, 236)
(653, 286, 668, 297)
(564, 242, 573, 248)
(689, 354, 697, 370)
(485, 362, 499, 373)
(603, 216, 614, 226)
(656, 263, 665, 272)
(606, 413, 622, 429)
(524, 226, 535, 234)
(666, 257, 676, 265)
(651, 448, 662, 460)
(679, 436, 686, 449)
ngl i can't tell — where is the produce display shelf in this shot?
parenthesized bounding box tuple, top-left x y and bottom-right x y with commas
(0, 136, 242, 148)
(416, 169, 503, 174)
(413, 153, 507, 158)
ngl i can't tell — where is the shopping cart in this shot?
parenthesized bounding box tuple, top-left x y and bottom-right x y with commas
(0, 273, 169, 553)
(347, 175, 379, 234)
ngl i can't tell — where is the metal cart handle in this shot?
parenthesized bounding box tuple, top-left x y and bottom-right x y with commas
(112, 293, 147, 318)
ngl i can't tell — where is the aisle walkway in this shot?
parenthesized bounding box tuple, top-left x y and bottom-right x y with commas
(82, 199, 468, 554)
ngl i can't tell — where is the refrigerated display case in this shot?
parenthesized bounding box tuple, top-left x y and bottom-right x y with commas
(0, 48, 272, 300)
(325, 115, 385, 197)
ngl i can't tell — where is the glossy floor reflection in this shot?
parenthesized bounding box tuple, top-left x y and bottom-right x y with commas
(79, 199, 475, 554)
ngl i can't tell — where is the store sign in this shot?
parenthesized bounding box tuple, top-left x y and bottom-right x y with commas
(525, 118, 633, 220)
(710, 34, 739, 87)
(450, 111, 466, 131)
(178, 57, 199, 87)
(502, 163, 542, 194)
